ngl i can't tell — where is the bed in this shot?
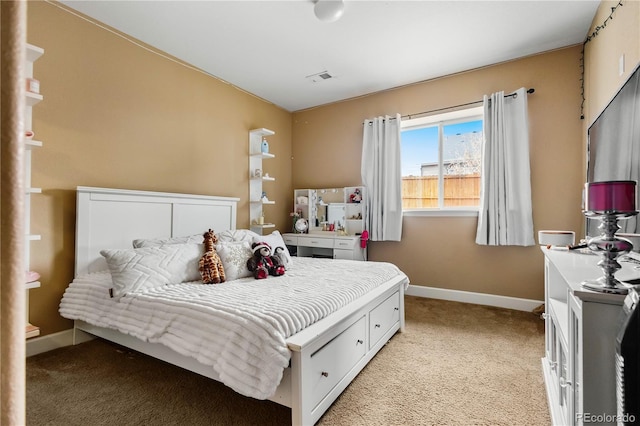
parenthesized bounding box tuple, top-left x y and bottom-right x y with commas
(60, 186, 408, 425)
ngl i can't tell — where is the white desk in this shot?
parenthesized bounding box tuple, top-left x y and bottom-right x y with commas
(283, 232, 366, 261)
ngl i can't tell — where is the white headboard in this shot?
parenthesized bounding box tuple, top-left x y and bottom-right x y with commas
(75, 186, 240, 276)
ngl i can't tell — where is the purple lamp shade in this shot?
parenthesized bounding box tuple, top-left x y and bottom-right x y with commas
(584, 180, 637, 213)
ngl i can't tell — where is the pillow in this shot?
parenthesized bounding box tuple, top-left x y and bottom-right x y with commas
(133, 234, 203, 248)
(253, 230, 292, 269)
(215, 241, 253, 281)
(216, 229, 260, 243)
(101, 243, 204, 297)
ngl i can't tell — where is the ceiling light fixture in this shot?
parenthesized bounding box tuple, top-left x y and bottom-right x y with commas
(314, 0, 345, 23)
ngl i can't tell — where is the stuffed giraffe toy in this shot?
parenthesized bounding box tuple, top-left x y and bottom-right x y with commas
(199, 229, 226, 284)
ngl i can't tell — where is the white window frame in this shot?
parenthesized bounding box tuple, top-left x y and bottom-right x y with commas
(401, 106, 483, 217)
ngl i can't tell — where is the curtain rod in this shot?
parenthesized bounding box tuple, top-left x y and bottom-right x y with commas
(401, 88, 535, 120)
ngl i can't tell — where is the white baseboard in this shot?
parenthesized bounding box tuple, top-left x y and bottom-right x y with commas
(26, 328, 94, 357)
(405, 284, 543, 312)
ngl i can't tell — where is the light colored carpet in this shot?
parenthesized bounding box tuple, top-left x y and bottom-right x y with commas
(26, 296, 549, 425)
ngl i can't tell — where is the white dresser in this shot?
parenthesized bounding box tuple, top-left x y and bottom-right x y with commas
(542, 248, 640, 425)
(283, 232, 366, 261)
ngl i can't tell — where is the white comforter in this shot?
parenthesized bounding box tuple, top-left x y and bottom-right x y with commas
(59, 257, 408, 400)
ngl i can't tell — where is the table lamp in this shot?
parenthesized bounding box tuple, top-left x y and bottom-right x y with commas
(582, 180, 638, 294)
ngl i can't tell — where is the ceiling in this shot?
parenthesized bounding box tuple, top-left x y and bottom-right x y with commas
(58, 0, 600, 112)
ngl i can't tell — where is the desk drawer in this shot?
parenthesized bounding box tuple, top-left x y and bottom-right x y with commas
(283, 235, 298, 245)
(334, 238, 357, 250)
(369, 291, 400, 349)
(297, 236, 334, 249)
(309, 316, 366, 409)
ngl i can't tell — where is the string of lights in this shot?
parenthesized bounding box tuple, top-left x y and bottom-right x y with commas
(580, 1, 624, 120)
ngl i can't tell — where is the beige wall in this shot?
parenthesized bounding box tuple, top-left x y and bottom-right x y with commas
(293, 47, 586, 301)
(27, 0, 640, 338)
(584, 0, 640, 127)
(27, 1, 293, 335)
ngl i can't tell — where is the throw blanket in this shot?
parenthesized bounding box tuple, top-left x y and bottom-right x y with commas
(59, 257, 409, 399)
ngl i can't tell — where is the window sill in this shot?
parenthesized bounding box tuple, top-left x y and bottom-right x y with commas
(403, 209, 479, 217)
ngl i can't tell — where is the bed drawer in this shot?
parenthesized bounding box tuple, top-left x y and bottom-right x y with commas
(309, 315, 367, 409)
(297, 235, 334, 249)
(369, 291, 400, 349)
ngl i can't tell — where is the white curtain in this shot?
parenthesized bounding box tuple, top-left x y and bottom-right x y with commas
(361, 114, 403, 241)
(475, 88, 534, 246)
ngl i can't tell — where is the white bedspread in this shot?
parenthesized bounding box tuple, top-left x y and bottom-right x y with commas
(59, 257, 408, 400)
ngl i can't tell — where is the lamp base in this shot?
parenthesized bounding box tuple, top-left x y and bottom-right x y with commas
(581, 209, 638, 296)
(581, 277, 629, 295)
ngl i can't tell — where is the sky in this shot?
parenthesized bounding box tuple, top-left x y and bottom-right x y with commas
(401, 120, 482, 176)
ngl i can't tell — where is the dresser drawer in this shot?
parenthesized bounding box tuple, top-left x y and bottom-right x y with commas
(283, 235, 298, 245)
(369, 291, 400, 349)
(297, 236, 334, 249)
(309, 316, 367, 409)
(334, 238, 357, 250)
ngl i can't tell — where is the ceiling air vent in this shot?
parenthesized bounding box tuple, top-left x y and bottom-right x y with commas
(306, 71, 334, 83)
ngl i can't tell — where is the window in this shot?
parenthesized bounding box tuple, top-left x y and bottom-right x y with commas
(401, 107, 483, 214)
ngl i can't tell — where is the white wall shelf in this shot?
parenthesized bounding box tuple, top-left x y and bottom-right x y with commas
(25, 281, 41, 290)
(25, 140, 43, 149)
(24, 43, 44, 339)
(249, 128, 275, 235)
(26, 92, 43, 106)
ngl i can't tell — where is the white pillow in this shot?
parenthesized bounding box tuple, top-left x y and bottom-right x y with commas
(132, 234, 203, 248)
(216, 229, 261, 243)
(101, 243, 204, 297)
(253, 230, 292, 269)
(215, 241, 253, 281)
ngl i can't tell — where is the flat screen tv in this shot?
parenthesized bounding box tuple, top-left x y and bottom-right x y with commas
(586, 63, 640, 237)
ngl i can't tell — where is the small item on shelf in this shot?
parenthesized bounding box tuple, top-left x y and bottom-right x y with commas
(254, 168, 262, 178)
(25, 130, 34, 139)
(349, 188, 362, 203)
(264, 172, 270, 179)
(261, 137, 269, 154)
(26, 78, 40, 94)
(25, 270, 40, 283)
(261, 191, 269, 202)
(537, 230, 575, 248)
(258, 212, 265, 225)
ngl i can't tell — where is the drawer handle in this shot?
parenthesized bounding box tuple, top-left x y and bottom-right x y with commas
(356, 339, 363, 345)
(559, 377, 572, 388)
(321, 371, 329, 377)
(394, 307, 399, 311)
(374, 324, 381, 328)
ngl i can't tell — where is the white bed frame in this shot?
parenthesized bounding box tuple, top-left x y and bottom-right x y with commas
(72, 186, 406, 426)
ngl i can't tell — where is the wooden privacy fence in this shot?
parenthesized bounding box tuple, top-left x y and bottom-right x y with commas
(402, 175, 480, 208)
